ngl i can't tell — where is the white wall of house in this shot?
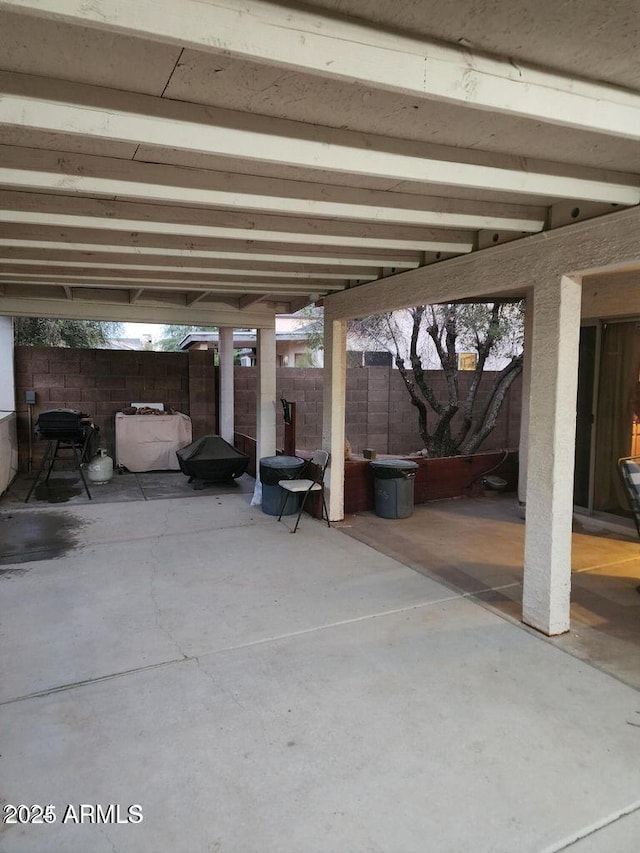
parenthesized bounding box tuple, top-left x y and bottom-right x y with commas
(0, 413, 18, 496)
(0, 316, 17, 494)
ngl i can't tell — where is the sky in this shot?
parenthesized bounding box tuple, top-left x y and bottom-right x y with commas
(122, 322, 166, 340)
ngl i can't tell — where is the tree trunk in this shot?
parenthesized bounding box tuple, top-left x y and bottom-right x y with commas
(460, 355, 523, 455)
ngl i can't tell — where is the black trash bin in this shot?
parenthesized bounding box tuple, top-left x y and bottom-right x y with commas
(370, 459, 419, 519)
(259, 455, 305, 516)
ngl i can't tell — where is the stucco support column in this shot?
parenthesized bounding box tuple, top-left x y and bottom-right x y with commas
(256, 327, 276, 462)
(518, 294, 533, 504)
(218, 326, 235, 444)
(0, 316, 14, 415)
(522, 275, 582, 636)
(322, 316, 347, 521)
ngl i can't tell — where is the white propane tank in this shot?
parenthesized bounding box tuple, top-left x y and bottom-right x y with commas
(87, 448, 114, 484)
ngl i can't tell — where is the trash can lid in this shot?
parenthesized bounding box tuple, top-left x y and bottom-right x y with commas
(259, 455, 306, 485)
(370, 458, 419, 469)
(260, 455, 304, 468)
(370, 458, 419, 476)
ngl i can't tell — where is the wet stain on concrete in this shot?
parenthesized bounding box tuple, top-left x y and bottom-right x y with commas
(34, 480, 83, 503)
(0, 511, 84, 566)
(0, 566, 29, 577)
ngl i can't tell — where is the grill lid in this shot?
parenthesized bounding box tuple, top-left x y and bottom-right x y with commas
(35, 408, 90, 440)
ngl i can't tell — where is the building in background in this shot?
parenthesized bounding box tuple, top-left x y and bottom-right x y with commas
(178, 315, 320, 367)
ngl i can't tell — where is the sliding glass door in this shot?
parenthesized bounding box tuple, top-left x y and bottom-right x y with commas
(592, 321, 640, 516)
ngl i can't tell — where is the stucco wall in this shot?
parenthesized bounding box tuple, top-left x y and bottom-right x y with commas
(0, 413, 18, 495)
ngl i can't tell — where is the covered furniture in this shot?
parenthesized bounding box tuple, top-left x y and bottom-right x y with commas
(277, 449, 330, 533)
(177, 435, 249, 486)
(115, 411, 192, 472)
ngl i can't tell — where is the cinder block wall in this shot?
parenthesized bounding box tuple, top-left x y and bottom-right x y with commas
(234, 366, 522, 455)
(13, 348, 521, 471)
(14, 347, 201, 469)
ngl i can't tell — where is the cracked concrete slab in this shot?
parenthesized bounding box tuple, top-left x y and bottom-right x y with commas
(2, 492, 640, 852)
(0, 493, 453, 702)
(560, 808, 640, 852)
(2, 602, 640, 852)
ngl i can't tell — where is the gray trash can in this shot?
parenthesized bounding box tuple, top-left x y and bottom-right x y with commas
(370, 459, 419, 519)
(260, 455, 305, 516)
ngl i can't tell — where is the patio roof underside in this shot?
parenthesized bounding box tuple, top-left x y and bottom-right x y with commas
(0, 0, 638, 328)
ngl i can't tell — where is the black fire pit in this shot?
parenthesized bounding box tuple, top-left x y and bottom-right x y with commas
(176, 435, 250, 488)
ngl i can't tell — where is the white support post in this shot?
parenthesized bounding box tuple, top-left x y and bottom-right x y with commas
(322, 315, 347, 521)
(523, 275, 582, 636)
(218, 326, 235, 444)
(256, 326, 276, 463)
(518, 294, 533, 505)
(0, 315, 14, 414)
(0, 315, 17, 494)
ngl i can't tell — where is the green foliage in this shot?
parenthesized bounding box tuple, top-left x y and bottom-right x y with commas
(14, 318, 122, 348)
(298, 306, 325, 353)
(157, 324, 217, 351)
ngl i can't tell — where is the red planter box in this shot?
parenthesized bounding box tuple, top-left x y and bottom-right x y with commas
(344, 451, 518, 514)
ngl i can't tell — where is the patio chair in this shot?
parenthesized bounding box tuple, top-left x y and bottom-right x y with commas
(617, 456, 640, 537)
(277, 449, 330, 533)
(617, 455, 640, 594)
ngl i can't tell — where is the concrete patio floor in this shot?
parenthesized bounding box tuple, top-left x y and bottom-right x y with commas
(341, 495, 640, 691)
(1, 468, 256, 508)
(1, 484, 640, 852)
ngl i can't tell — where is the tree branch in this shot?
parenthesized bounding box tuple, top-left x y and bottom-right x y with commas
(461, 354, 523, 454)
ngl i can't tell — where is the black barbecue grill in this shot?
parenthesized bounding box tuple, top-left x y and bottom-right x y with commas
(36, 408, 90, 442)
(25, 409, 97, 503)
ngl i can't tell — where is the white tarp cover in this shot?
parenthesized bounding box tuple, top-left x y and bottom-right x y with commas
(115, 412, 192, 472)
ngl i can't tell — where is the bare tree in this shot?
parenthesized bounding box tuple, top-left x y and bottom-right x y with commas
(350, 302, 524, 457)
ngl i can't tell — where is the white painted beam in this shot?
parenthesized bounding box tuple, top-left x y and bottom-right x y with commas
(523, 275, 582, 635)
(322, 317, 347, 522)
(4, 0, 640, 141)
(0, 147, 546, 232)
(0, 257, 371, 280)
(0, 272, 344, 294)
(0, 75, 637, 204)
(0, 294, 279, 328)
(0, 238, 421, 270)
(0, 193, 475, 252)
